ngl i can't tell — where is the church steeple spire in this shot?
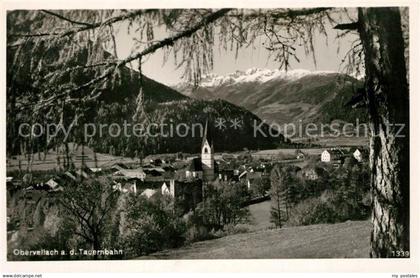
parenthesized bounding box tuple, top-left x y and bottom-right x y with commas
(201, 119, 214, 182)
(201, 120, 213, 150)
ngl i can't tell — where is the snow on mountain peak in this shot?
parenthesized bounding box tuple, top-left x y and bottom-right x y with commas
(198, 68, 337, 87)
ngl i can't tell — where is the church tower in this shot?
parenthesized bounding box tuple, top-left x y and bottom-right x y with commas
(201, 121, 214, 182)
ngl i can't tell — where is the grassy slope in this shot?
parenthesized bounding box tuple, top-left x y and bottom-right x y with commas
(140, 220, 371, 259)
(140, 200, 371, 259)
(248, 200, 273, 230)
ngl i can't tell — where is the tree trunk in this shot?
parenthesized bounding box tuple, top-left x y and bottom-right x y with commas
(92, 231, 101, 260)
(358, 7, 410, 257)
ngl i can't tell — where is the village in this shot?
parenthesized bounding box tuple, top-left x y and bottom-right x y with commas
(5, 113, 375, 262)
(6, 119, 369, 229)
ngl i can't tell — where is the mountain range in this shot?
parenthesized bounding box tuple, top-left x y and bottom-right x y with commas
(87, 65, 290, 155)
(9, 40, 367, 156)
(173, 68, 367, 133)
(7, 45, 291, 156)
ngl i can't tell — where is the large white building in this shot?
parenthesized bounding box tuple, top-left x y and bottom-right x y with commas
(321, 150, 331, 162)
(320, 149, 346, 163)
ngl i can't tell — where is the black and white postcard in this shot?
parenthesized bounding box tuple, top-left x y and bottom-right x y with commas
(1, 0, 419, 275)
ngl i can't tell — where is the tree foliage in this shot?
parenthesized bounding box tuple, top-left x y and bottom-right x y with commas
(59, 177, 120, 257)
(287, 162, 371, 226)
(122, 194, 186, 257)
(194, 181, 250, 231)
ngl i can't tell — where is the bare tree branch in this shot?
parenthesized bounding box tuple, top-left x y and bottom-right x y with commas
(334, 22, 360, 30)
(41, 10, 95, 27)
(8, 9, 158, 40)
(274, 7, 332, 19)
(32, 8, 233, 111)
(227, 7, 332, 20)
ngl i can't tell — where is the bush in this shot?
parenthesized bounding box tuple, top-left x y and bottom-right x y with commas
(209, 223, 251, 239)
(225, 223, 251, 234)
(185, 224, 212, 242)
(285, 159, 371, 226)
(192, 181, 250, 231)
(287, 190, 370, 226)
(184, 220, 251, 242)
(7, 222, 77, 261)
(122, 195, 187, 257)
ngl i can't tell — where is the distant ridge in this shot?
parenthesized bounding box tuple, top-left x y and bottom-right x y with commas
(198, 68, 338, 87)
(173, 68, 366, 129)
(8, 47, 292, 156)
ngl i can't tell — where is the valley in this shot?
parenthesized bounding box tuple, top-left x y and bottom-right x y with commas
(173, 68, 367, 139)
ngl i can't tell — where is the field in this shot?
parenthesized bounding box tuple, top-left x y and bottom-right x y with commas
(6, 143, 141, 172)
(140, 200, 371, 259)
(291, 136, 369, 147)
(140, 220, 371, 259)
(248, 200, 273, 230)
(252, 148, 327, 157)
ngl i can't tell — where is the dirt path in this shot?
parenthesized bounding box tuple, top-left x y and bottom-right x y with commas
(139, 220, 371, 259)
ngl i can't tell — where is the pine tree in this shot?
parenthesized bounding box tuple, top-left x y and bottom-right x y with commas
(270, 165, 289, 228)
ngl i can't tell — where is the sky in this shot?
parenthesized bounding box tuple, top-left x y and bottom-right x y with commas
(114, 12, 359, 86)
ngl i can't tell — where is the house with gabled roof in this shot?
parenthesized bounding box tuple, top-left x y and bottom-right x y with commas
(141, 188, 157, 198)
(113, 168, 146, 181)
(352, 148, 368, 162)
(185, 157, 203, 179)
(320, 149, 347, 163)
